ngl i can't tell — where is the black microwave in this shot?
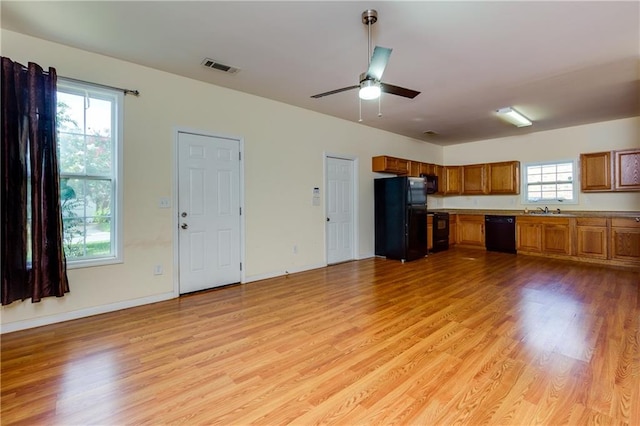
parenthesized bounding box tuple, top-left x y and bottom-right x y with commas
(421, 174, 438, 194)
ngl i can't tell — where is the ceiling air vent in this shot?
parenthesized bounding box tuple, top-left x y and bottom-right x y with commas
(201, 58, 240, 75)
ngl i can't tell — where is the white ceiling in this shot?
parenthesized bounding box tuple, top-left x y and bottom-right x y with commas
(2, 1, 639, 145)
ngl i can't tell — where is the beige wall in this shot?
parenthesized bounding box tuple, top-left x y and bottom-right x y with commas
(440, 117, 640, 211)
(1, 30, 442, 330)
(2, 30, 638, 331)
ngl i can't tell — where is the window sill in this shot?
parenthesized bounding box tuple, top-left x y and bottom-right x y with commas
(67, 256, 123, 270)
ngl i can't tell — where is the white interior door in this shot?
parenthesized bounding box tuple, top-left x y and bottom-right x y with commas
(326, 156, 355, 264)
(178, 132, 241, 293)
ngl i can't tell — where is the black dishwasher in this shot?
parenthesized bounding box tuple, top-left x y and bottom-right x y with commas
(485, 215, 516, 254)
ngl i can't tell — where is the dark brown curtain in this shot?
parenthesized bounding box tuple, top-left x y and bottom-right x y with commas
(1, 57, 69, 305)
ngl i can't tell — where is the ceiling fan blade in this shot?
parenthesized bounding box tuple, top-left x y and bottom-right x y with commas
(366, 46, 392, 81)
(381, 82, 421, 99)
(311, 85, 359, 99)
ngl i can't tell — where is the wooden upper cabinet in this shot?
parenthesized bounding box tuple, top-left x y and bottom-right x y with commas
(488, 161, 520, 194)
(461, 164, 488, 195)
(422, 163, 439, 176)
(409, 161, 422, 177)
(614, 149, 640, 191)
(442, 166, 462, 195)
(372, 156, 409, 175)
(581, 151, 613, 191)
(408, 162, 442, 178)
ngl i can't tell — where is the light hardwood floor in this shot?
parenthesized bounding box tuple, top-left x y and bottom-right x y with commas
(2, 248, 639, 425)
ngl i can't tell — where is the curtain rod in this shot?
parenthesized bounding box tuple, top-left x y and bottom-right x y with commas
(60, 76, 140, 97)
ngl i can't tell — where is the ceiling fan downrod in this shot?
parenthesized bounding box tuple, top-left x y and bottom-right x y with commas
(362, 9, 378, 67)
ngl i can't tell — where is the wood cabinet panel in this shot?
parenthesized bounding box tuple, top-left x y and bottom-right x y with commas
(462, 164, 488, 195)
(576, 226, 608, 259)
(409, 161, 425, 177)
(580, 151, 612, 191)
(457, 215, 484, 246)
(442, 166, 462, 195)
(516, 219, 542, 252)
(488, 161, 520, 194)
(614, 149, 640, 191)
(542, 223, 571, 255)
(449, 216, 457, 245)
(517, 217, 571, 255)
(610, 216, 640, 262)
(372, 156, 409, 175)
(427, 215, 433, 251)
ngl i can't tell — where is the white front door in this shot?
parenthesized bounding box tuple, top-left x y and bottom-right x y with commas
(326, 156, 355, 264)
(178, 132, 241, 293)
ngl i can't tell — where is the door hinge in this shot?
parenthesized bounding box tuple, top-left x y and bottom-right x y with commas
(240, 262, 243, 271)
(239, 152, 242, 161)
(239, 207, 242, 215)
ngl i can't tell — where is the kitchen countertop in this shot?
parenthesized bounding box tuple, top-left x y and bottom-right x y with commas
(427, 209, 640, 218)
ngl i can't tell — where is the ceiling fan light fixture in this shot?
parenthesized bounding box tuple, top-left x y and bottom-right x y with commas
(496, 107, 532, 127)
(359, 79, 381, 100)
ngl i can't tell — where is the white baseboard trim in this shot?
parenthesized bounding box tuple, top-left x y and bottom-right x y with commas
(1, 292, 177, 334)
(358, 252, 375, 260)
(244, 262, 327, 284)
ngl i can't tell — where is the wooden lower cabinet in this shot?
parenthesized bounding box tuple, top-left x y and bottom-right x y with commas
(517, 217, 571, 255)
(516, 218, 542, 252)
(542, 220, 571, 255)
(449, 214, 457, 245)
(610, 217, 640, 263)
(516, 215, 638, 267)
(427, 215, 433, 251)
(576, 218, 608, 259)
(457, 215, 484, 247)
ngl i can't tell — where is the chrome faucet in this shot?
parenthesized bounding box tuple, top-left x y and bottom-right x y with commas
(537, 206, 549, 214)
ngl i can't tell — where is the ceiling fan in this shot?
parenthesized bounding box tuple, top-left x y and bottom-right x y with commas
(311, 9, 420, 101)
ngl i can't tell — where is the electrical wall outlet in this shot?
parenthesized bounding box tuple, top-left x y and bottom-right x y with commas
(158, 197, 171, 208)
(153, 264, 163, 275)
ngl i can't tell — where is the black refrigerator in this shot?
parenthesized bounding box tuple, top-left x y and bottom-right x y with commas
(374, 176, 428, 262)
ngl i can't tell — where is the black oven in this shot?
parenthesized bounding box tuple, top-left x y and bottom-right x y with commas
(432, 212, 449, 252)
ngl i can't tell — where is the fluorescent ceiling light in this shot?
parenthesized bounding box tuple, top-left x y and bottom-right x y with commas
(359, 79, 381, 100)
(496, 107, 532, 127)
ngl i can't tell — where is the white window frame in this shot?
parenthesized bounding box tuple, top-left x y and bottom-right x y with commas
(522, 159, 578, 205)
(57, 79, 124, 268)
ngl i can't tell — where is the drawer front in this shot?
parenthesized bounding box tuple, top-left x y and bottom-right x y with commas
(611, 217, 640, 228)
(576, 217, 607, 227)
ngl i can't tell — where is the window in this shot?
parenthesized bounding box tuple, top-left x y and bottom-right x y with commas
(523, 160, 577, 204)
(56, 80, 123, 267)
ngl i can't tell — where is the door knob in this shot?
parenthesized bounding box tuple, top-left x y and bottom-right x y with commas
(181, 223, 188, 230)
